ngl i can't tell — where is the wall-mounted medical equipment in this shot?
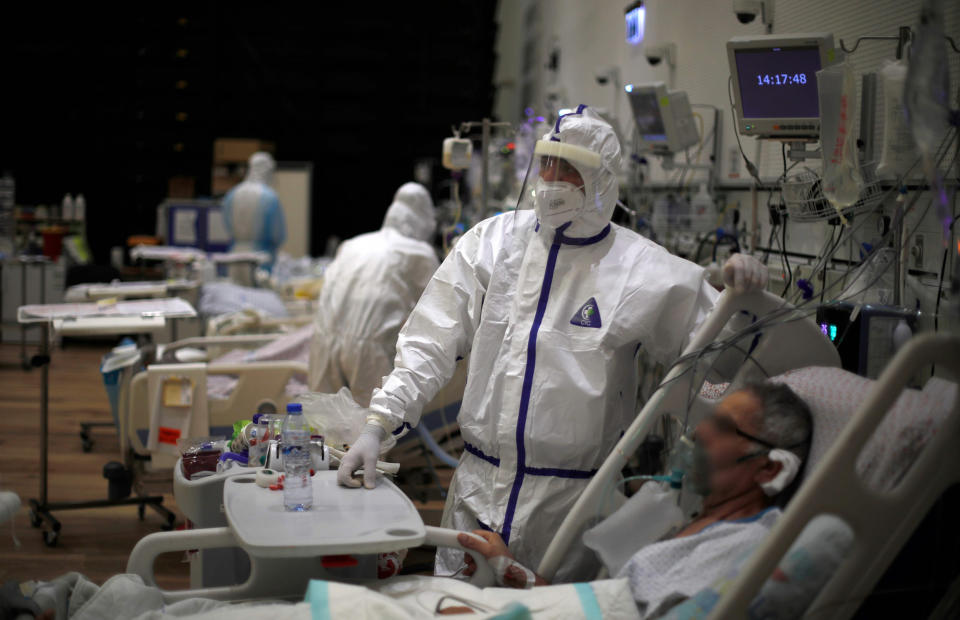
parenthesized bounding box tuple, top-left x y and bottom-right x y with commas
(625, 82, 700, 156)
(816, 301, 918, 379)
(726, 33, 836, 139)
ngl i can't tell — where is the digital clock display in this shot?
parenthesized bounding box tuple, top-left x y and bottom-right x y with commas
(734, 46, 821, 119)
(755, 73, 808, 85)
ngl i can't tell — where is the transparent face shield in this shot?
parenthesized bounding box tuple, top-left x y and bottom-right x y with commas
(515, 139, 604, 231)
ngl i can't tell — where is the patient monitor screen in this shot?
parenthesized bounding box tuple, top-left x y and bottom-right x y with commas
(734, 46, 821, 119)
(630, 91, 667, 142)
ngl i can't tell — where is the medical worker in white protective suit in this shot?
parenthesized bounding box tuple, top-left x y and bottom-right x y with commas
(222, 151, 286, 268)
(338, 105, 768, 581)
(309, 183, 440, 407)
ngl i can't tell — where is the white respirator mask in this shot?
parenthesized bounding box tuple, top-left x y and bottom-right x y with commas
(534, 179, 585, 229)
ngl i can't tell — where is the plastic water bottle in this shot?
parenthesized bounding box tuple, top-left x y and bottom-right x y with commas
(61, 194, 74, 221)
(282, 403, 313, 511)
(73, 194, 86, 223)
(248, 413, 268, 467)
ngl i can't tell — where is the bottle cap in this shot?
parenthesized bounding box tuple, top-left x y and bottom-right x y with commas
(286, 403, 303, 414)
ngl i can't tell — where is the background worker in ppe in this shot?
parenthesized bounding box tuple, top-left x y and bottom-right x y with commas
(309, 182, 440, 407)
(338, 105, 769, 582)
(221, 151, 286, 269)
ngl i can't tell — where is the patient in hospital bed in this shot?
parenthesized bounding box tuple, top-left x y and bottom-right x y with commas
(458, 382, 814, 618)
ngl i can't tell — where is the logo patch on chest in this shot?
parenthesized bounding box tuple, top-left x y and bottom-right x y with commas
(570, 297, 602, 328)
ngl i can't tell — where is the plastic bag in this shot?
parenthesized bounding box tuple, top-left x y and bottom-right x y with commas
(841, 246, 895, 305)
(297, 387, 369, 451)
(904, 0, 950, 157)
(177, 436, 226, 480)
(818, 60, 863, 218)
(877, 59, 919, 180)
(905, 0, 953, 244)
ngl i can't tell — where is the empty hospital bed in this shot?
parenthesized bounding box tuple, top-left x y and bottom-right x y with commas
(114, 328, 466, 504)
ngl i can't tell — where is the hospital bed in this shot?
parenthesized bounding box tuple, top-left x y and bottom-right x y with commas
(116, 329, 467, 499)
(121, 335, 309, 481)
(709, 334, 960, 619)
(203, 307, 314, 341)
(538, 289, 960, 617)
(118, 288, 958, 616)
(114, 294, 856, 616)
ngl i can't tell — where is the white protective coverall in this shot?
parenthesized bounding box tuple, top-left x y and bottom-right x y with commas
(309, 183, 440, 407)
(366, 107, 720, 582)
(222, 152, 286, 266)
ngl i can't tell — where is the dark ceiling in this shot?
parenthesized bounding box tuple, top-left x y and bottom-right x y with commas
(1, 2, 499, 261)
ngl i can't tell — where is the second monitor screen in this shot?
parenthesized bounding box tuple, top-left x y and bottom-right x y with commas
(631, 91, 667, 141)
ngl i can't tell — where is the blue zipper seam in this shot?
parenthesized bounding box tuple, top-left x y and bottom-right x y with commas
(501, 229, 563, 544)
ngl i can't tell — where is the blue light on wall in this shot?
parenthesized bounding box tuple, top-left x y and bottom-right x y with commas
(625, 3, 645, 45)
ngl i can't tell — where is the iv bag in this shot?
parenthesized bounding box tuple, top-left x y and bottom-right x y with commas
(905, 0, 953, 245)
(877, 60, 919, 180)
(818, 61, 863, 216)
(904, 0, 950, 158)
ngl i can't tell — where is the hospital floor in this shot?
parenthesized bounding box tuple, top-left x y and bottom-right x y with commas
(0, 341, 449, 588)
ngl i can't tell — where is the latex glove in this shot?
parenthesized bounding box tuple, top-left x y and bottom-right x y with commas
(722, 253, 768, 294)
(337, 424, 386, 489)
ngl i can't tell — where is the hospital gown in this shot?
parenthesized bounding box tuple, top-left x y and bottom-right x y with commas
(616, 507, 781, 618)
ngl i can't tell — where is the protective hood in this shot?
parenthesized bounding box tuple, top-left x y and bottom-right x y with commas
(382, 182, 436, 242)
(537, 105, 622, 237)
(245, 151, 276, 185)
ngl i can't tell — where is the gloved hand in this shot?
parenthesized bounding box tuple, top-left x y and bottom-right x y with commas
(722, 253, 768, 294)
(337, 423, 387, 489)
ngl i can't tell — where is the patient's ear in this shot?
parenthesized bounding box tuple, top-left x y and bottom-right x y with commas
(754, 455, 783, 486)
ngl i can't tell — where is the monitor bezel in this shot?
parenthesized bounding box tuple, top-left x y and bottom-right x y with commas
(726, 33, 836, 139)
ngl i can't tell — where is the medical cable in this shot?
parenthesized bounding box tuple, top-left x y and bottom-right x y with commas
(443, 177, 464, 256)
(774, 126, 954, 306)
(785, 127, 955, 307)
(621, 128, 957, 493)
(728, 76, 762, 185)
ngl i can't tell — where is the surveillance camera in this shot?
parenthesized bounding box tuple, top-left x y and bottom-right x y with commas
(594, 65, 620, 86)
(644, 43, 676, 68)
(733, 0, 774, 27)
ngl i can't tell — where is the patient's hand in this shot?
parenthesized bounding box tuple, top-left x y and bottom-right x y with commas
(458, 530, 538, 588)
(458, 530, 512, 574)
(457, 530, 513, 577)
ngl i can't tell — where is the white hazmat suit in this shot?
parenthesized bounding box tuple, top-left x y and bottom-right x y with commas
(309, 183, 440, 407)
(222, 152, 286, 266)
(362, 107, 721, 581)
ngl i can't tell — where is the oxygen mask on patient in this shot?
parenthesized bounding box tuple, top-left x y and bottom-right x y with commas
(665, 419, 804, 498)
(666, 435, 713, 495)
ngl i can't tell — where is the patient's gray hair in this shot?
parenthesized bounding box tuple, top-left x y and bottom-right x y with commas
(742, 382, 813, 462)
